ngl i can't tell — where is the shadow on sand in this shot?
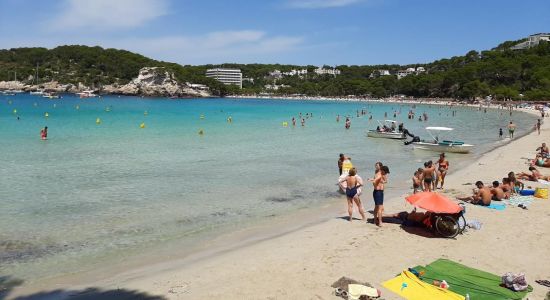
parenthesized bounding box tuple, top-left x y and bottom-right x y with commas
(1, 276, 167, 300)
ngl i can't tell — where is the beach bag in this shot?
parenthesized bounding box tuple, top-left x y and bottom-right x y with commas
(534, 187, 548, 199)
(501, 272, 528, 292)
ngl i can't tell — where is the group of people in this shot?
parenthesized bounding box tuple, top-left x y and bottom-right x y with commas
(338, 154, 390, 227)
(457, 172, 525, 206)
(412, 153, 449, 193)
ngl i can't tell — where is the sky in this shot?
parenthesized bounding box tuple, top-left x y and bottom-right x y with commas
(0, 0, 549, 66)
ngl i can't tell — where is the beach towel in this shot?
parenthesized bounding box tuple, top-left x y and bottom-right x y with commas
(485, 203, 506, 210)
(412, 259, 532, 300)
(506, 195, 535, 207)
(382, 270, 464, 300)
(537, 179, 550, 185)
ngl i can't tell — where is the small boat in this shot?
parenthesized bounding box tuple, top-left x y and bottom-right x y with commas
(77, 90, 97, 98)
(30, 90, 45, 95)
(43, 92, 60, 99)
(367, 120, 406, 139)
(412, 127, 474, 154)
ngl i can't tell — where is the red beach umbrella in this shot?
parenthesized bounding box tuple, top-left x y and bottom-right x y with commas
(406, 192, 462, 214)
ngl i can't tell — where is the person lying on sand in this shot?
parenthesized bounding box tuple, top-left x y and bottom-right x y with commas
(383, 209, 431, 226)
(529, 154, 550, 168)
(457, 181, 492, 206)
(516, 166, 550, 181)
(491, 181, 506, 200)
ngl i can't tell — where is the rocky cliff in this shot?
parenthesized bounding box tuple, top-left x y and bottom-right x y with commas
(0, 67, 210, 98)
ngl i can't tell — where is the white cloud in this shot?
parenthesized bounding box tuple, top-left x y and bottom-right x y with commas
(287, 0, 363, 8)
(50, 0, 168, 31)
(112, 30, 305, 64)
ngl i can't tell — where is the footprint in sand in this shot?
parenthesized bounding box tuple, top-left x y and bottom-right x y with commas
(168, 283, 190, 294)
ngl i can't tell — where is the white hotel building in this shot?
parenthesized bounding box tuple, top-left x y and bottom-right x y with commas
(205, 68, 243, 89)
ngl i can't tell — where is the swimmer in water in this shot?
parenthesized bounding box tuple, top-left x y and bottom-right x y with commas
(40, 126, 48, 140)
(292, 117, 296, 126)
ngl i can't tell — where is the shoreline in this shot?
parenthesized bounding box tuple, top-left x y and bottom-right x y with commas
(5, 103, 547, 298)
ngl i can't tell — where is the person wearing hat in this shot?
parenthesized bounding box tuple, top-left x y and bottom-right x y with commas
(436, 153, 449, 189)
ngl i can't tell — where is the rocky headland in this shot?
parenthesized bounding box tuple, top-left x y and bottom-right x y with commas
(0, 67, 211, 98)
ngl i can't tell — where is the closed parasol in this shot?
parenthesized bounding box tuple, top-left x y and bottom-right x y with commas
(406, 192, 462, 214)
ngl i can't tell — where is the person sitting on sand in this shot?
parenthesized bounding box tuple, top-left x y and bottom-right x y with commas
(501, 178, 513, 199)
(491, 181, 506, 201)
(422, 161, 436, 192)
(457, 181, 492, 206)
(383, 209, 431, 227)
(340, 168, 365, 222)
(536, 143, 549, 158)
(508, 172, 524, 193)
(412, 168, 423, 194)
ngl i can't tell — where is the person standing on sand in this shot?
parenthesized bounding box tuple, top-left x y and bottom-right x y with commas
(499, 128, 503, 139)
(508, 121, 516, 139)
(436, 153, 449, 189)
(292, 117, 296, 126)
(536, 119, 541, 135)
(372, 165, 389, 226)
(422, 161, 436, 192)
(338, 153, 350, 175)
(340, 168, 365, 222)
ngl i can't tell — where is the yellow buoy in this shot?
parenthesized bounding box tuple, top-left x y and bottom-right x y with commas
(282, 121, 288, 127)
(13, 109, 17, 114)
(198, 129, 204, 135)
(44, 112, 49, 118)
(96, 118, 101, 124)
(140, 122, 146, 128)
(75, 105, 80, 110)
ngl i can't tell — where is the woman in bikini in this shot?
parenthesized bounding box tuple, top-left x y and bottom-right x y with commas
(437, 153, 449, 189)
(341, 168, 365, 222)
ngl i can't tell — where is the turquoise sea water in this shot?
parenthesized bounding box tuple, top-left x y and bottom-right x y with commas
(0, 94, 535, 282)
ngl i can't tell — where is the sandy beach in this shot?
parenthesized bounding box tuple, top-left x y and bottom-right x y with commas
(6, 107, 549, 300)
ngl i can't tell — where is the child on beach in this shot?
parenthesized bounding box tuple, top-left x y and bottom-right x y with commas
(372, 165, 390, 226)
(412, 168, 423, 193)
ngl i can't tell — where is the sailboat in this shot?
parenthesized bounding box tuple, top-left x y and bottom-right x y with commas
(30, 63, 45, 95)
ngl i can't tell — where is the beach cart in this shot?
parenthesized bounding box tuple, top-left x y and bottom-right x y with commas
(406, 192, 466, 238)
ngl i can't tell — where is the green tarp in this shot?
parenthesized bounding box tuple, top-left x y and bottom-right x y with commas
(412, 259, 532, 300)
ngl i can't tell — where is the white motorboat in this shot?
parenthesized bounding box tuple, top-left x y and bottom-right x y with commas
(30, 90, 45, 95)
(43, 92, 60, 99)
(76, 90, 97, 98)
(367, 120, 406, 139)
(412, 127, 474, 154)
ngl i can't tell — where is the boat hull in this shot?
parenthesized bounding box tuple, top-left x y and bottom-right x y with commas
(412, 142, 474, 154)
(367, 130, 406, 139)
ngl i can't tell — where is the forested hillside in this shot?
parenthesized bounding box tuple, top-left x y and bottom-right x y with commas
(1, 40, 549, 100)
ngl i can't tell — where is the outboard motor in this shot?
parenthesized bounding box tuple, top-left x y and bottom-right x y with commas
(404, 135, 420, 145)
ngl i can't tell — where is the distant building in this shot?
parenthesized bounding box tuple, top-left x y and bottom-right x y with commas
(396, 67, 426, 79)
(282, 69, 308, 76)
(269, 70, 283, 79)
(510, 33, 550, 50)
(314, 67, 341, 76)
(205, 68, 242, 88)
(186, 83, 209, 90)
(264, 84, 290, 90)
(369, 69, 391, 78)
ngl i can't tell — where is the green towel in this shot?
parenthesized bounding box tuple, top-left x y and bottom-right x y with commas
(413, 259, 532, 300)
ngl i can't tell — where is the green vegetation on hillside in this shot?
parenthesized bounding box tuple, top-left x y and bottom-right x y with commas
(1, 40, 549, 100)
